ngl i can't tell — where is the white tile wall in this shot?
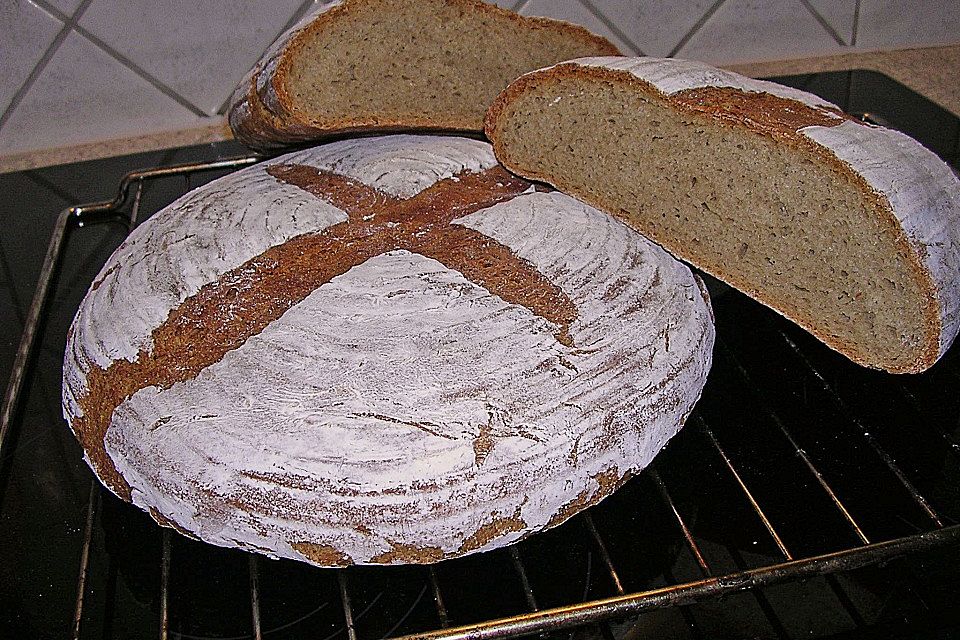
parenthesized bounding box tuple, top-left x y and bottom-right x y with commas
(805, 0, 858, 46)
(0, 0, 957, 160)
(857, 0, 960, 49)
(519, 0, 641, 54)
(0, 30, 202, 153)
(0, 0, 63, 115)
(677, 0, 848, 64)
(43, 0, 84, 16)
(583, 0, 718, 57)
(78, 0, 307, 115)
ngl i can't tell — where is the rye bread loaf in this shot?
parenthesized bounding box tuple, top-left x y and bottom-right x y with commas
(228, 0, 620, 151)
(62, 135, 714, 566)
(485, 56, 960, 373)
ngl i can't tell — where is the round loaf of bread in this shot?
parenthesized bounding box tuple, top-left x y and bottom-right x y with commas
(62, 135, 714, 566)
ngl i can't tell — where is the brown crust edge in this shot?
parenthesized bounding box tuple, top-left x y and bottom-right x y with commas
(230, 0, 620, 150)
(286, 468, 630, 568)
(233, 90, 483, 150)
(485, 62, 942, 374)
(232, 59, 483, 149)
(149, 507, 200, 540)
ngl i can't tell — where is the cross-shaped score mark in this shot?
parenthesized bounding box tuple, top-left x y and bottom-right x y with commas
(73, 163, 579, 499)
(265, 162, 578, 346)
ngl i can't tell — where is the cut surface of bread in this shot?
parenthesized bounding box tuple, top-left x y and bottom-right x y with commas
(229, 0, 620, 150)
(485, 57, 960, 373)
(63, 135, 714, 566)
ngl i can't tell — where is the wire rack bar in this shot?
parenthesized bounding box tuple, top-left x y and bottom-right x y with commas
(723, 544, 791, 640)
(249, 555, 263, 640)
(428, 566, 450, 628)
(5, 152, 959, 639)
(898, 387, 960, 456)
(653, 462, 785, 637)
(508, 547, 538, 612)
(779, 332, 944, 527)
(717, 338, 872, 544)
(649, 467, 712, 576)
(338, 570, 358, 640)
(127, 179, 144, 229)
(71, 479, 99, 640)
(0, 206, 71, 458)
(70, 157, 260, 226)
(160, 529, 171, 640)
(582, 512, 624, 595)
(390, 525, 960, 640)
(697, 417, 793, 560)
(658, 563, 705, 638)
(0, 156, 260, 462)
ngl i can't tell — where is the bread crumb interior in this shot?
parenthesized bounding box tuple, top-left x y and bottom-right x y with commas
(492, 76, 928, 371)
(285, 0, 616, 130)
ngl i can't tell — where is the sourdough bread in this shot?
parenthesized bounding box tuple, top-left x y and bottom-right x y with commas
(63, 135, 714, 566)
(228, 0, 620, 150)
(485, 56, 960, 373)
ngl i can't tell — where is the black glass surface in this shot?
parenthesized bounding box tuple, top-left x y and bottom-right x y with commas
(1, 71, 959, 639)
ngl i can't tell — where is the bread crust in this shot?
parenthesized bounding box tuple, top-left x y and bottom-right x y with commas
(485, 59, 959, 373)
(63, 135, 714, 566)
(229, 0, 620, 150)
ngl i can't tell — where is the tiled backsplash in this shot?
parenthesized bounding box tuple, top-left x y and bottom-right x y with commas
(1, 0, 958, 158)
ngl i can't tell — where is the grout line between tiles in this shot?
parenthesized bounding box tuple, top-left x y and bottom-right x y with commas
(578, 0, 645, 56)
(32, 0, 70, 22)
(668, 0, 727, 58)
(0, 0, 97, 135)
(69, 23, 208, 117)
(851, 0, 861, 46)
(800, 0, 848, 47)
(214, 0, 317, 115)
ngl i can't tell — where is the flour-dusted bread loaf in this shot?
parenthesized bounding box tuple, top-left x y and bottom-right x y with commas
(228, 0, 620, 151)
(62, 135, 714, 566)
(485, 56, 960, 373)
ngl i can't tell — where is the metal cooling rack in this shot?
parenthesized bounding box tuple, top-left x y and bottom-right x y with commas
(2, 151, 958, 640)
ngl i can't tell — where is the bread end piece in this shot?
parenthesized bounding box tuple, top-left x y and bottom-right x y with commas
(229, 0, 620, 151)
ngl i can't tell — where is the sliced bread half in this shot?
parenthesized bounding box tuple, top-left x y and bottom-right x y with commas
(485, 56, 960, 373)
(229, 0, 620, 150)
